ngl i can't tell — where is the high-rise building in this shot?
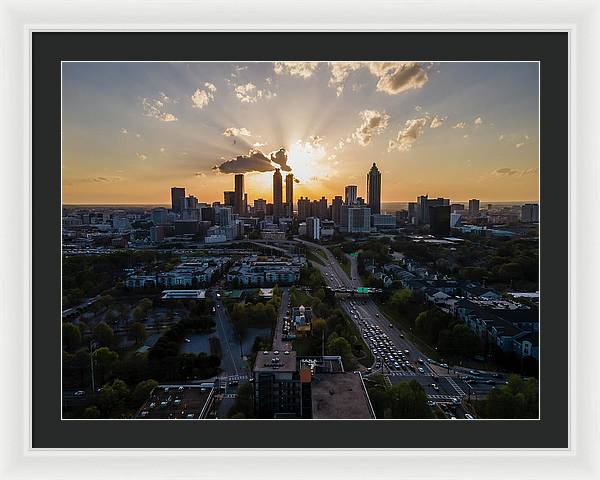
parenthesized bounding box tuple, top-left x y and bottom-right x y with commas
(340, 205, 371, 233)
(451, 204, 465, 212)
(285, 173, 294, 216)
(331, 196, 343, 225)
(318, 197, 328, 220)
(521, 203, 539, 223)
(429, 205, 451, 236)
(253, 198, 267, 216)
(366, 162, 382, 214)
(170, 187, 185, 213)
(417, 195, 450, 224)
(407, 202, 417, 224)
(183, 195, 198, 210)
(273, 168, 283, 221)
(306, 217, 321, 241)
(298, 197, 311, 222)
(344, 185, 358, 205)
(234, 174, 244, 215)
(224, 191, 235, 207)
(151, 207, 168, 225)
(214, 205, 233, 226)
(468, 199, 480, 217)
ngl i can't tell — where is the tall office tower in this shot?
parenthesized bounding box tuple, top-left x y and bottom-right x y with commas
(468, 198, 480, 217)
(297, 197, 311, 222)
(234, 174, 244, 215)
(285, 173, 294, 216)
(254, 198, 267, 216)
(521, 203, 539, 223)
(170, 187, 185, 213)
(317, 197, 328, 220)
(344, 185, 358, 205)
(366, 162, 382, 214)
(224, 191, 235, 207)
(151, 207, 168, 225)
(273, 168, 283, 221)
(407, 202, 417, 224)
(311, 200, 319, 217)
(306, 217, 321, 241)
(214, 205, 233, 226)
(331, 196, 343, 225)
(243, 193, 248, 215)
(429, 205, 451, 236)
(417, 195, 428, 224)
(183, 195, 198, 210)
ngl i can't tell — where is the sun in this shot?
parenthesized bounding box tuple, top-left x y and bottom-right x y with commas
(286, 140, 327, 182)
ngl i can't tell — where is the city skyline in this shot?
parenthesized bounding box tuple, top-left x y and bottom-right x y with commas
(62, 61, 540, 204)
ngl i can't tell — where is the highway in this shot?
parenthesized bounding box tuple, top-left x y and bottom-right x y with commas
(272, 288, 292, 351)
(294, 237, 485, 418)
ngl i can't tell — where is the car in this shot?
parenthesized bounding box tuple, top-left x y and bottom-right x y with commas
(469, 370, 479, 376)
(491, 373, 503, 378)
(486, 379, 495, 385)
(375, 313, 380, 317)
(451, 397, 460, 405)
(74, 390, 86, 396)
(184, 338, 191, 343)
(427, 401, 436, 407)
(367, 367, 372, 372)
(417, 358, 424, 364)
(418, 367, 425, 373)
(404, 349, 410, 355)
(440, 363, 448, 369)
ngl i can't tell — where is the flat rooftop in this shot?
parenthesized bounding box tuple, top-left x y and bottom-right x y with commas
(136, 384, 213, 419)
(161, 289, 206, 300)
(254, 350, 297, 372)
(311, 373, 374, 419)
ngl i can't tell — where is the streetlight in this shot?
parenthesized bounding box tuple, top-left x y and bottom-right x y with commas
(89, 339, 99, 394)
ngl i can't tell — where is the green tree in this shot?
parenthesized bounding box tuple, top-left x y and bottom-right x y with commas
(93, 347, 119, 384)
(131, 306, 145, 324)
(93, 322, 114, 347)
(82, 405, 100, 418)
(390, 288, 412, 313)
(327, 335, 353, 369)
(63, 322, 82, 352)
(131, 379, 159, 407)
(128, 322, 148, 346)
(312, 318, 327, 336)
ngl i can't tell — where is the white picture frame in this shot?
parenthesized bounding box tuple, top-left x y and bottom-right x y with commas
(1, 0, 598, 478)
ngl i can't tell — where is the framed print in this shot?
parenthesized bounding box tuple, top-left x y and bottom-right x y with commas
(1, 0, 598, 479)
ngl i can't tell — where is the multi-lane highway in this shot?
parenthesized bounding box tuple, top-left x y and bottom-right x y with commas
(294, 238, 487, 418)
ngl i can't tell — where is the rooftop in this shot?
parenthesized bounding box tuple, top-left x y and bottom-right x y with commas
(136, 384, 214, 419)
(161, 289, 206, 300)
(311, 373, 374, 419)
(253, 350, 297, 373)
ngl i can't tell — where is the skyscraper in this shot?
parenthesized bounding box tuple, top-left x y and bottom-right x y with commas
(429, 205, 451, 236)
(298, 197, 311, 222)
(521, 203, 539, 223)
(285, 173, 294, 216)
(331, 196, 343, 225)
(223, 191, 235, 207)
(345, 185, 358, 205)
(468, 199, 480, 217)
(318, 197, 328, 220)
(234, 174, 244, 215)
(366, 162, 382, 214)
(273, 168, 283, 221)
(170, 187, 185, 214)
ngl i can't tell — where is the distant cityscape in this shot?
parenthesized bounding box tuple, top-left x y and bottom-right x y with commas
(62, 159, 539, 421)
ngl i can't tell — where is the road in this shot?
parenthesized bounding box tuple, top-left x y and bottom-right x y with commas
(272, 288, 292, 351)
(211, 292, 248, 377)
(294, 238, 484, 417)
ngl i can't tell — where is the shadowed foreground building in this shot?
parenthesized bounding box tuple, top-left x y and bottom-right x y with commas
(253, 351, 375, 419)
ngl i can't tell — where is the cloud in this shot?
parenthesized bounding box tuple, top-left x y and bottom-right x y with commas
(160, 147, 166, 153)
(474, 116, 483, 125)
(499, 133, 531, 148)
(352, 109, 390, 146)
(309, 135, 324, 147)
(415, 105, 423, 112)
(328, 62, 362, 96)
(371, 62, 429, 95)
(191, 83, 216, 109)
(453, 122, 467, 129)
(430, 115, 446, 128)
(273, 62, 320, 78)
(135, 133, 141, 139)
(142, 96, 178, 122)
(223, 127, 252, 137)
(463, 134, 469, 139)
(136, 152, 147, 161)
(233, 82, 275, 103)
(493, 167, 519, 176)
(498, 134, 505, 141)
(252, 141, 267, 148)
(194, 172, 207, 178)
(388, 117, 428, 152)
(120, 128, 128, 134)
(521, 168, 539, 176)
(213, 148, 290, 174)
(80, 176, 122, 183)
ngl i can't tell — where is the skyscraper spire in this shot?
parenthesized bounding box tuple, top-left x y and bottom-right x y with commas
(367, 162, 381, 214)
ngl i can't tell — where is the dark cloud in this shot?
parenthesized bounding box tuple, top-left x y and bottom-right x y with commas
(294, 178, 300, 184)
(270, 148, 291, 172)
(214, 148, 290, 174)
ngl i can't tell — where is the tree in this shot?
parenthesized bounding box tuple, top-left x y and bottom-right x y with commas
(82, 405, 100, 418)
(63, 322, 81, 352)
(460, 266, 488, 282)
(228, 382, 254, 418)
(93, 347, 118, 384)
(390, 288, 412, 313)
(138, 298, 153, 313)
(131, 306, 145, 324)
(312, 318, 327, 336)
(327, 335, 353, 369)
(128, 322, 148, 346)
(131, 379, 158, 408)
(93, 322, 114, 347)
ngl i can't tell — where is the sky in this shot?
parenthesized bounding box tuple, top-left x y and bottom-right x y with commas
(62, 61, 539, 205)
